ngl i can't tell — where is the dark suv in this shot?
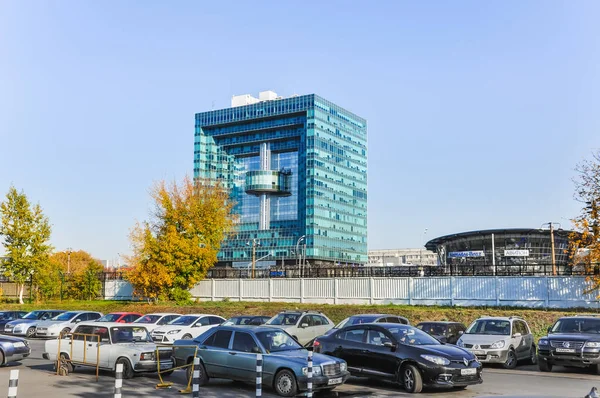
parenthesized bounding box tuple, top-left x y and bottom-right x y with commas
(538, 315, 600, 373)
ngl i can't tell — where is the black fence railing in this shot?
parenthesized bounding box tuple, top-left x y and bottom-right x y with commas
(206, 263, 599, 279)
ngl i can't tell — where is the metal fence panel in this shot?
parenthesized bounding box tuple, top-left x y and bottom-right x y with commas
(372, 278, 409, 299)
(214, 280, 239, 299)
(498, 277, 546, 301)
(412, 278, 451, 300)
(453, 277, 496, 300)
(272, 279, 301, 298)
(338, 279, 370, 298)
(241, 280, 269, 298)
(303, 279, 334, 298)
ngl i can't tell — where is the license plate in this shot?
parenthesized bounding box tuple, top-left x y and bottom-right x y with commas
(461, 368, 477, 376)
(555, 348, 575, 353)
(160, 363, 172, 370)
(472, 350, 485, 355)
(328, 377, 342, 385)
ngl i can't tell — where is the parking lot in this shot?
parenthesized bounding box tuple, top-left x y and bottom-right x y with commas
(0, 339, 594, 397)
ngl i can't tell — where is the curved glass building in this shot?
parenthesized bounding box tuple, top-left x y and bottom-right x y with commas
(425, 228, 574, 267)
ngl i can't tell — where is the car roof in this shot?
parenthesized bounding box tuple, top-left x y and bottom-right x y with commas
(31, 309, 65, 312)
(348, 314, 404, 318)
(105, 312, 142, 315)
(177, 314, 221, 317)
(475, 316, 518, 321)
(143, 313, 182, 316)
(217, 325, 283, 333)
(75, 322, 150, 329)
(416, 321, 459, 325)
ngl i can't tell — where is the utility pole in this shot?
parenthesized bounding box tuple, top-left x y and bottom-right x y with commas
(541, 222, 560, 276)
(247, 239, 260, 279)
(420, 228, 428, 265)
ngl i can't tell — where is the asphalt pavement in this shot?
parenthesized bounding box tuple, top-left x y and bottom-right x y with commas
(0, 339, 595, 397)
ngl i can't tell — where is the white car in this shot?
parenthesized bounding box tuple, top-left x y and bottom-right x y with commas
(42, 322, 173, 379)
(265, 311, 334, 345)
(133, 313, 182, 333)
(151, 314, 225, 344)
(35, 311, 103, 338)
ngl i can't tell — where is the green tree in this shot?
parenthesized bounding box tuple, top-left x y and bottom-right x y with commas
(569, 151, 600, 286)
(68, 260, 104, 300)
(126, 176, 235, 302)
(0, 186, 52, 304)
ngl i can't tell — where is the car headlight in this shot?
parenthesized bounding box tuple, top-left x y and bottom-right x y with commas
(167, 330, 181, 335)
(585, 342, 600, 348)
(140, 352, 156, 360)
(491, 340, 506, 349)
(457, 339, 464, 347)
(340, 362, 347, 372)
(302, 366, 322, 376)
(420, 355, 450, 366)
(538, 339, 549, 346)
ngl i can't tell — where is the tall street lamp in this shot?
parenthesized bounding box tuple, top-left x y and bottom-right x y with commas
(66, 247, 73, 274)
(246, 239, 260, 279)
(420, 228, 428, 265)
(540, 222, 561, 276)
(295, 235, 305, 268)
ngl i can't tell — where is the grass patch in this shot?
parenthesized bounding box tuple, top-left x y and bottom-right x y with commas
(2, 300, 596, 341)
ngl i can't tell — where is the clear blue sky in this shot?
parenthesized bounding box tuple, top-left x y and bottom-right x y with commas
(1, 1, 599, 260)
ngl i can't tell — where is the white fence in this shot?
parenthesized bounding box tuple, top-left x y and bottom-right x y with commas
(188, 276, 600, 309)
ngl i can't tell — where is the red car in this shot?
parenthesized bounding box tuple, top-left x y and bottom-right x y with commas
(96, 312, 142, 323)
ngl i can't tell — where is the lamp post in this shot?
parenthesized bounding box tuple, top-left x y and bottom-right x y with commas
(247, 239, 260, 279)
(295, 235, 305, 275)
(540, 222, 561, 276)
(420, 228, 428, 265)
(66, 247, 73, 274)
(247, 253, 272, 276)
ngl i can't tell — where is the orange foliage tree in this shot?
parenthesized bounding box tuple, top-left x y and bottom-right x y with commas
(569, 151, 600, 290)
(126, 177, 235, 302)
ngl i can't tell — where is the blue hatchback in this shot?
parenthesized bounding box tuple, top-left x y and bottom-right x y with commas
(173, 325, 350, 397)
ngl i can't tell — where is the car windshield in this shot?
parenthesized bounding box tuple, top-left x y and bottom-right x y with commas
(336, 316, 378, 329)
(53, 312, 78, 321)
(110, 326, 152, 343)
(23, 311, 44, 320)
(418, 324, 447, 335)
(223, 317, 252, 326)
(266, 313, 300, 326)
(256, 330, 303, 352)
(386, 326, 441, 346)
(551, 318, 600, 334)
(169, 316, 198, 326)
(466, 320, 510, 335)
(134, 315, 161, 324)
(97, 314, 123, 322)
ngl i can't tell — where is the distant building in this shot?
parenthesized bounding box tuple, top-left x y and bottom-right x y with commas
(368, 248, 438, 266)
(195, 91, 368, 267)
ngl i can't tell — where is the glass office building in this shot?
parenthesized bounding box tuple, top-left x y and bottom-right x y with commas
(194, 92, 367, 267)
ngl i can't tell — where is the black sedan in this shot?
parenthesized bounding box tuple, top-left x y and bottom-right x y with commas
(324, 314, 410, 336)
(0, 311, 28, 332)
(416, 322, 466, 345)
(313, 323, 482, 393)
(222, 315, 271, 326)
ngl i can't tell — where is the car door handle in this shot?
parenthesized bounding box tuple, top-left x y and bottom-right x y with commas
(228, 352, 237, 355)
(88, 344, 94, 347)
(360, 349, 368, 353)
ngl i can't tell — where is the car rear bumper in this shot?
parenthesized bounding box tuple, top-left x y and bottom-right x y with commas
(296, 371, 350, 391)
(134, 360, 174, 372)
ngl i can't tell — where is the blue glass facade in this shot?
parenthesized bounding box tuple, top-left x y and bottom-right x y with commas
(194, 94, 367, 266)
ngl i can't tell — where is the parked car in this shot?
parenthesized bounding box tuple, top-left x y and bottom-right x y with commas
(96, 312, 143, 323)
(43, 322, 173, 379)
(538, 315, 600, 373)
(36, 311, 103, 338)
(223, 315, 271, 326)
(325, 314, 410, 336)
(151, 314, 225, 344)
(456, 316, 536, 369)
(314, 323, 482, 394)
(172, 325, 350, 397)
(132, 313, 182, 333)
(4, 310, 65, 337)
(0, 335, 31, 366)
(0, 311, 28, 331)
(265, 311, 334, 345)
(416, 322, 466, 344)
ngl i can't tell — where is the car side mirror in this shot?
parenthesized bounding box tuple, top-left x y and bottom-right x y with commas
(74, 319, 82, 323)
(512, 332, 522, 338)
(547, 327, 552, 334)
(301, 323, 309, 328)
(458, 330, 464, 335)
(251, 347, 261, 354)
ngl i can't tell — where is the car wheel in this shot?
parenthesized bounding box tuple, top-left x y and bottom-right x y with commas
(528, 345, 538, 365)
(26, 327, 36, 338)
(402, 364, 423, 393)
(116, 358, 134, 379)
(274, 369, 298, 397)
(161, 370, 174, 377)
(503, 350, 517, 369)
(182, 334, 192, 340)
(60, 328, 71, 336)
(186, 358, 209, 386)
(0, 350, 5, 367)
(538, 360, 552, 372)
